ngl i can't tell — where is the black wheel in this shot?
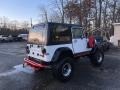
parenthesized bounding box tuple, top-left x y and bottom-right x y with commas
(52, 57, 74, 82)
(106, 45, 110, 51)
(90, 50, 104, 67)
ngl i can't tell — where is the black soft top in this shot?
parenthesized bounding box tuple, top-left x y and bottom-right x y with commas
(33, 22, 82, 29)
(48, 22, 82, 27)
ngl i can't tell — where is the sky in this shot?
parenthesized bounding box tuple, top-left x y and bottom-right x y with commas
(0, 0, 52, 24)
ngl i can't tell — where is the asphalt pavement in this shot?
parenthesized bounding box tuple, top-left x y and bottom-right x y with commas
(0, 42, 120, 90)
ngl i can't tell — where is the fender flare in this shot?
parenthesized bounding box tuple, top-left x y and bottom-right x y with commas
(51, 47, 73, 63)
(91, 45, 103, 54)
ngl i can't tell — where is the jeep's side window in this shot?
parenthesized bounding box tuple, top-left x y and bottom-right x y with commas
(50, 24, 71, 44)
(72, 27, 83, 39)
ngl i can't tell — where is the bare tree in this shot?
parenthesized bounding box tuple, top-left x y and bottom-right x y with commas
(21, 21, 29, 29)
(39, 6, 48, 23)
(0, 17, 2, 28)
(112, 0, 118, 23)
(102, 0, 109, 29)
(37, 0, 120, 37)
(98, 0, 103, 28)
(116, 6, 120, 22)
(49, 11, 61, 23)
(10, 20, 19, 30)
(1, 16, 9, 28)
(64, 0, 80, 24)
(64, 0, 93, 25)
(54, 0, 67, 23)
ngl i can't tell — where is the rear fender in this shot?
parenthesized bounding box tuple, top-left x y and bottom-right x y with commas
(51, 47, 73, 63)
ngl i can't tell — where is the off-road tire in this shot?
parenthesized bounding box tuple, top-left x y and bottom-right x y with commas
(90, 50, 104, 67)
(52, 57, 74, 82)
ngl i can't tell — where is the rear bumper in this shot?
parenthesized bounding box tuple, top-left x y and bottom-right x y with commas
(24, 58, 49, 69)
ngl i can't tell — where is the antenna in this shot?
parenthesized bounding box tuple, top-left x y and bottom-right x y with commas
(30, 18, 33, 27)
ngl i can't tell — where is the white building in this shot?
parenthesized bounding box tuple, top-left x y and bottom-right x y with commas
(110, 23, 120, 46)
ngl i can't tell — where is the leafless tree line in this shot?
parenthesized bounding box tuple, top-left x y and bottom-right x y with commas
(39, 0, 120, 35)
(0, 16, 29, 30)
(0, 16, 29, 35)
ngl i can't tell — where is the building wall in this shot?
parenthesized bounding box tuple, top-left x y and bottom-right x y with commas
(113, 24, 120, 46)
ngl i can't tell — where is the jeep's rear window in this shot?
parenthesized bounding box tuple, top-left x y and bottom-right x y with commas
(28, 24, 47, 45)
(50, 24, 71, 44)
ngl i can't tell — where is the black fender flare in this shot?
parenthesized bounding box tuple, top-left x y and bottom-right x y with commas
(91, 45, 104, 54)
(51, 47, 73, 63)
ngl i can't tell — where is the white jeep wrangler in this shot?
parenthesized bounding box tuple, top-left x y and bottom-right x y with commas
(24, 22, 104, 82)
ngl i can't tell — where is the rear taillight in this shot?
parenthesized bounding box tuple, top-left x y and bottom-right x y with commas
(26, 46, 30, 54)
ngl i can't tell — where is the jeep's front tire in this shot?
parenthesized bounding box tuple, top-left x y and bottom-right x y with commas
(90, 50, 104, 67)
(52, 57, 74, 82)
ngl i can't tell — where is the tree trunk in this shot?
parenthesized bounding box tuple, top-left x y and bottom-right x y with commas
(98, 0, 102, 28)
(112, 0, 117, 23)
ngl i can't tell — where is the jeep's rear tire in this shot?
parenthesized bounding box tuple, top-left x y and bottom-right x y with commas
(52, 57, 74, 82)
(90, 50, 104, 67)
